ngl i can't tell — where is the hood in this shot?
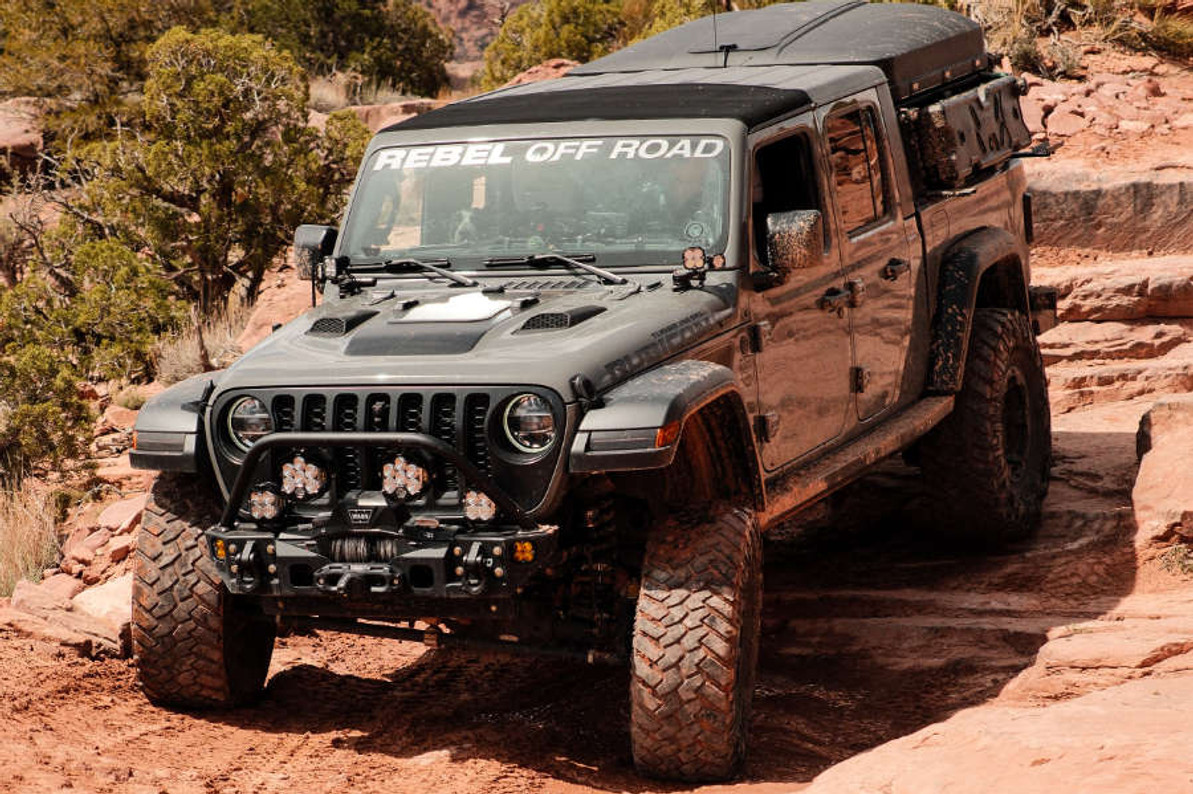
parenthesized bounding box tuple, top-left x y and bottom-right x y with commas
(217, 272, 741, 399)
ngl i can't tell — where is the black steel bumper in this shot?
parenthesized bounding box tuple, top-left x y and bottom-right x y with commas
(206, 522, 558, 598)
(209, 430, 557, 600)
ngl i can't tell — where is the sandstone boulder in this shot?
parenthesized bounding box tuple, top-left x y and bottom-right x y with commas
(503, 58, 578, 87)
(0, 98, 43, 179)
(1060, 275, 1149, 321)
(71, 574, 132, 654)
(1132, 396, 1193, 552)
(95, 494, 147, 534)
(236, 269, 315, 352)
(350, 99, 442, 132)
(1038, 322, 1185, 365)
(38, 573, 86, 602)
(4, 579, 126, 657)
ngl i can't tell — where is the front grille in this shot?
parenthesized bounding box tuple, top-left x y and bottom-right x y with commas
(430, 394, 458, 493)
(225, 386, 564, 519)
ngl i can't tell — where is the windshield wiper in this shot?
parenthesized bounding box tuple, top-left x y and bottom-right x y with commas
(346, 257, 479, 288)
(483, 253, 628, 286)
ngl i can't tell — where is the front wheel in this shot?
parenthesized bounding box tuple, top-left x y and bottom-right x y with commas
(132, 473, 275, 707)
(629, 505, 763, 781)
(920, 308, 1052, 545)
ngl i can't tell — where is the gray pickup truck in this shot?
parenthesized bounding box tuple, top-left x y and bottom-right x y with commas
(128, 0, 1054, 781)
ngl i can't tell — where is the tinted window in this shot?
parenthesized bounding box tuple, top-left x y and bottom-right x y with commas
(826, 108, 888, 234)
(752, 133, 825, 266)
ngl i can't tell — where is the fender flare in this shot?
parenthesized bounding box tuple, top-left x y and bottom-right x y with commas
(569, 359, 756, 477)
(928, 227, 1030, 393)
(130, 372, 220, 473)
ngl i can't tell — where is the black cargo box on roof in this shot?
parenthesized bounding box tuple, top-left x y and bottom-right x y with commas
(571, 0, 990, 103)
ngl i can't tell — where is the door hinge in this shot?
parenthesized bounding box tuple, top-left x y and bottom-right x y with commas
(851, 366, 872, 394)
(754, 412, 780, 443)
(748, 321, 772, 353)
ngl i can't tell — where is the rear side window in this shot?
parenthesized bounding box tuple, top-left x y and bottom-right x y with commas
(826, 108, 889, 234)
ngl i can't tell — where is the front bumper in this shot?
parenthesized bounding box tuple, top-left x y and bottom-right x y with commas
(209, 430, 558, 600)
(206, 521, 558, 598)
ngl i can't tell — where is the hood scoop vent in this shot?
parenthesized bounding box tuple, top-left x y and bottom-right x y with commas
(502, 277, 600, 292)
(307, 309, 378, 337)
(517, 305, 606, 333)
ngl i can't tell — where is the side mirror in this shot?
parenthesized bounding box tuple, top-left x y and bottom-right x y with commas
(754, 209, 823, 291)
(293, 224, 337, 281)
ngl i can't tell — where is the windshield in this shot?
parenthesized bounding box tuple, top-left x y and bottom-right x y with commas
(340, 135, 731, 269)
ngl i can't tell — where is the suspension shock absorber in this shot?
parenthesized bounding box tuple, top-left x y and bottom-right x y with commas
(568, 492, 618, 637)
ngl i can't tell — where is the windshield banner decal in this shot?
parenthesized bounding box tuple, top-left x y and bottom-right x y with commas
(373, 138, 725, 171)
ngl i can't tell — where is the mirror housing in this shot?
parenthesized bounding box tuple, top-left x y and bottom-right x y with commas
(293, 224, 337, 281)
(753, 209, 823, 291)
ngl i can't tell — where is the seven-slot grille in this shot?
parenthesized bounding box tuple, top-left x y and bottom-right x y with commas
(264, 389, 495, 502)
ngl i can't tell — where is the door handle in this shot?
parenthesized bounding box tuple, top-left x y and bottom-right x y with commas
(818, 286, 850, 315)
(881, 258, 911, 281)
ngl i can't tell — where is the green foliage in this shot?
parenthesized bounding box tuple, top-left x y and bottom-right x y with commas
(0, 345, 91, 474)
(0, 1, 223, 136)
(74, 28, 371, 311)
(227, 0, 453, 96)
(0, 240, 185, 381)
(480, 0, 625, 89)
(0, 0, 451, 140)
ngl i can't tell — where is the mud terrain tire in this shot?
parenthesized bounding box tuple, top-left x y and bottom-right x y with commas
(921, 308, 1051, 545)
(630, 505, 763, 781)
(132, 473, 275, 708)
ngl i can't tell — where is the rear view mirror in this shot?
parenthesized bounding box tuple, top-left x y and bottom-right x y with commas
(755, 209, 823, 290)
(293, 224, 337, 281)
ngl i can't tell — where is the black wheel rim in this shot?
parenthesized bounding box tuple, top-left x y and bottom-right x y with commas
(1003, 368, 1030, 482)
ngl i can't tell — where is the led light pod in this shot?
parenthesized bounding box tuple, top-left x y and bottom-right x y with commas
(280, 456, 326, 500)
(248, 488, 283, 521)
(463, 490, 497, 522)
(381, 455, 428, 498)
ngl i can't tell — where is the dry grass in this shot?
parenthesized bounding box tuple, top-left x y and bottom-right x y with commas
(0, 481, 58, 597)
(309, 72, 418, 112)
(152, 296, 252, 385)
(966, 0, 1193, 74)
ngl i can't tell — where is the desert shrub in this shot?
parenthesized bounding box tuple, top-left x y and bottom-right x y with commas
(480, 0, 625, 88)
(0, 240, 185, 382)
(0, 481, 59, 597)
(225, 0, 453, 96)
(113, 386, 148, 410)
(71, 28, 371, 312)
(0, 345, 92, 476)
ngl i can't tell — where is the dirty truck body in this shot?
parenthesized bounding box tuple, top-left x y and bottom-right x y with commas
(130, 0, 1053, 782)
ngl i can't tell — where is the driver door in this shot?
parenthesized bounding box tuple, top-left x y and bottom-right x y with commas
(748, 127, 853, 471)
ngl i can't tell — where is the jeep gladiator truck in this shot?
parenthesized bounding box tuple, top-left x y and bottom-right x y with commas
(129, 0, 1054, 781)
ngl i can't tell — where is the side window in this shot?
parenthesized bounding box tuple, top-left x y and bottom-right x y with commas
(752, 132, 827, 267)
(826, 107, 889, 235)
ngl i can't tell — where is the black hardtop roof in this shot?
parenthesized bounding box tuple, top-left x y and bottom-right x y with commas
(385, 82, 812, 133)
(572, 0, 988, 102)
(381, 1, 988, 135)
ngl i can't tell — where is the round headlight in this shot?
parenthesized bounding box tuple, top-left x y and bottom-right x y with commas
(228, 396, 274, 451)
(503, 393, 556, 453)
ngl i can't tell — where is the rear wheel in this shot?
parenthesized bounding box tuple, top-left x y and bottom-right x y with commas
(629, 505, 762, 781)
(132, 473, 275, 707)
(920, 308, 1051, 545)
